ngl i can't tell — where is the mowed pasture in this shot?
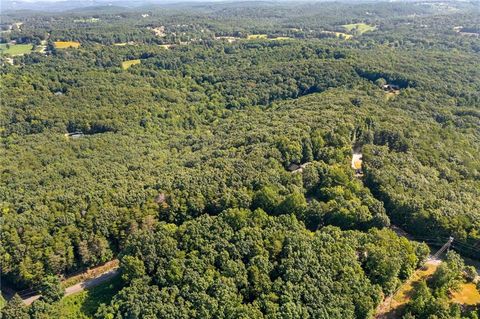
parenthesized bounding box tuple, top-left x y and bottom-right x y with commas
(121, 59, 141, 70)
(0, 43, 33, 55)
(342, 23, 376, 34)
(54, 41, 81, 49)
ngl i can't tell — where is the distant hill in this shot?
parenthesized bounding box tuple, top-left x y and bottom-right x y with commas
(0, 0, 155, 13)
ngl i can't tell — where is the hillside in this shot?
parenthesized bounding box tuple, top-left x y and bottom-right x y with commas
(1, 1, 479, 318)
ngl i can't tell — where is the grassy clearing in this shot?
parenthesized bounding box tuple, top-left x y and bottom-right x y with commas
(378, 261, 480, 318)
(247, 34, 268, 40)
(377, 261, 440, 318)
(392, 262, 439, 306)
(121, 59, 141, 70)
(334, 32, 353, 40)
(451, 283, 480, 305)
(270, 36, 292, 41)
(56, 276, 123, 319)
(342, 23, 376, 34)
(385, 91, 400, 100)
(54, 41, 81, 49)
(0, 43, 33, 55)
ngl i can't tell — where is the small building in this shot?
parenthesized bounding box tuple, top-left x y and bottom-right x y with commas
(382, 84, 400, 92)
(287, 163, 301, 172)
(65, 131, 84, 139)
(352, 153, 363, 176)
(288, 162, 312, 174)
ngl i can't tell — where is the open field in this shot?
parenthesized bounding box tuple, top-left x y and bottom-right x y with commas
(377, 260, 480, 318)
(270, 36, 292, 40)
(391, 262, 439, 307)
(247, 34, 268, 40)
(451, 283, 480, 305)
(148, 26, 166, 37)
(56, 276, 123, 319)
(0, 43, 33, 55)
(385, 91, 400, 100)
(113, 42, 136, 46)
(342, 23, 376, 34)
(121, 59, 141, 69)
(54, 41, 81, 49)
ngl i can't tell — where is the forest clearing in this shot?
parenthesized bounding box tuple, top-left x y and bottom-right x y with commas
(377, 256, 480, 318)
(54, 41, 80, 49)
(0, 43, 33, 55)
(376, 260, 441, 318)
(451, 283, 480, 305)
(342, 23, 377, 34)
(247, 34, 268, 39)
(56, 276, 122, 319)
(121, 59, 141, 69)
(270, 36, 292, 40)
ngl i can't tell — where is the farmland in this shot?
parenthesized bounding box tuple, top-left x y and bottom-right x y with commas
(342, 23, 377, 34)
(54, 41, 81, 49)
(0, 43, 33, 55)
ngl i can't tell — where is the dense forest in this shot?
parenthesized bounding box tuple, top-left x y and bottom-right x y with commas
(1, 0, 479, 318)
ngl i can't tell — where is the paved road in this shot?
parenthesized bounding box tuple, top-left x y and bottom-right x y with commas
(23, 268, 119, 305)
(65, 268, 119, 296)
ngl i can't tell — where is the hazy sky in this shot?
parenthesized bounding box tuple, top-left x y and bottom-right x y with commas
(8, 0, 227, 1)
